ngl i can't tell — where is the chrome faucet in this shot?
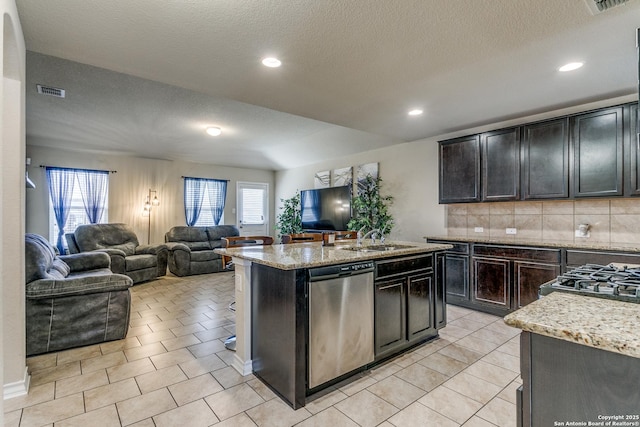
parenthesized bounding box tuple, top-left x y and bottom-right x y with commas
(356, 225, 368, 246)
(361, 228, 381, 245)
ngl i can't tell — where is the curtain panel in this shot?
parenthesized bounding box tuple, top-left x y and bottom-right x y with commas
(183, 177, 227, 226)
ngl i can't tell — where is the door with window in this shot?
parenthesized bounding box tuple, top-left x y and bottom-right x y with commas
(236, 182, 269, 236)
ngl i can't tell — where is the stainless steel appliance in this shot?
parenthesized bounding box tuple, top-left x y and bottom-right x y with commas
(539, 263, 640, 303)
(308, 261, 375, 389)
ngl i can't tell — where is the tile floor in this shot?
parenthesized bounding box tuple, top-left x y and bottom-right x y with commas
(5, 271, 522, 427)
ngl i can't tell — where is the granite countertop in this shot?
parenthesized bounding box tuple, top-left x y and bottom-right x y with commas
(425, 235, 640, 253)
(504, 292, 640, 359)
(214, 241, 452, 270)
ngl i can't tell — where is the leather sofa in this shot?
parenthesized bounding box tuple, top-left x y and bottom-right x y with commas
(66, 223, 168, 284)
(25, 233, 133, 356)
(164, 225, 239, 276)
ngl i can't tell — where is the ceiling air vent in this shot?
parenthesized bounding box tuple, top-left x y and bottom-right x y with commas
(585, 0, 629, 14)
(36, 84, 65, 98)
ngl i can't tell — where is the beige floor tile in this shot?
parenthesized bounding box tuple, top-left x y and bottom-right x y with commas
(470, 326, 515, 345)
(368, 361, 402, 382)
(443, 372, 503, 404)
(438, 324, 474, 340)
(81, 351, 128, 373)
(448, 317, 487, 332)
(187, 339, 226, 358)
(205, 383, 264, 420)
(124, 342, 167, 361)
(387, 401, 459, 427)
(150, 348, 195, 369)
(128, 325, 153, 337)
(153, 399, 219, 427)
(481, 350, 520, 373)
(30, 361, 81, 386)
(484, 319, 521, 338)
(296, 407, 360, 427)
(367, 375, 426, 409)
(335, 390, 399, 427)
(168, 373, 224, 406)
(393, 350, 426, 368)
(247, 377, 278, 401)
(476, 397, 516, 426)
(215, 413, 259, 427)
(147, 318, 183, 332)
(26, 353, 58, 372)
(56, 345, 102, 365)
(303, 388, 348, 414)
(463, 415, 496, 426)
(212, 366, 252, 389)
(107, 357, 156, 383)
(179, 352, 226, 378)
(137, 329, 177, 346)
(100, 337, 141, 355)
(161, 333, 201, 352)
(463, 360, 519, 388)
(135, 365, 188, 393)
(246, 398, 312, 426)
(170, 323, 206, 337)
(178, 313, 211, 325)
(84, 377, 141, 411)
(438, 343, 484, 364)
(194, 326, 232, 342)
(394, 363, 449, 392)
(496, 340, 520, 358)
(419, 385, 483, 424)
(337, 373, 378, 396)
(3, 382, 55, 412)
(456, 335, 502, 355)
(20, 393, 84, 427)
(418, 351, 469, 377)
(55, 404, 121, 427)
(3, 409, 22, 427)
(55, 369, 109, 398)
(129, 314, 161, 327)
(116, 387, 177, 426)
(497, 379, 521, 405)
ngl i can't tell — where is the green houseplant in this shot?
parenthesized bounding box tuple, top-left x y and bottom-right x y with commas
(275, 191, 303, 237)
(348, 174, 394, 237)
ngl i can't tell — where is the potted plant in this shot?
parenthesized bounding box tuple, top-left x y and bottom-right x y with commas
(275, 191, 303, 239)
(348, 174, 394, 239)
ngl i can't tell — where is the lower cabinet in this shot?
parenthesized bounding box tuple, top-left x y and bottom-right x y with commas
(374, 254, 440, 359)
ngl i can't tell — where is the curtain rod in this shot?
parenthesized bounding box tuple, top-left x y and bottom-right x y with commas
(181, 176, 229, 182)
(40, 165, 117, 173)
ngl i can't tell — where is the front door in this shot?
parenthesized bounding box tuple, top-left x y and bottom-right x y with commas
(236, 182, 269, 236)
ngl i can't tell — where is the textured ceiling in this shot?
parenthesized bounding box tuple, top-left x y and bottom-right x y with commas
(17, 0, 640, 170)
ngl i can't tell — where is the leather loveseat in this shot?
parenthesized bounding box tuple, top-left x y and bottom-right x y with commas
(66, 223, 168, 284)
(164, 225, 239, 276)
(25, 233, 133, 356)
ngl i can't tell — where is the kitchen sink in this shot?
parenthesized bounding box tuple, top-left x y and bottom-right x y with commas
(340, 244, 416, 252)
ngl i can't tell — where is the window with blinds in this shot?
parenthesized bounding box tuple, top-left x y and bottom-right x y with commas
(241, 187, 265, 225)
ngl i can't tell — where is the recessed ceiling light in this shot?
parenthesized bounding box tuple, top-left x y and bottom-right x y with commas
(558, 62, 584, 72)
(262, 57, 282, 68)
(206, 126, 222, 136)
(408, 109, 423, 116)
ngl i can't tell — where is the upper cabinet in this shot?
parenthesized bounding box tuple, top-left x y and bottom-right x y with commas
(482, 128, 520, 201)
(571, 106, 624, 198)
(521, 118, 569, 200)
(438, 102, 637, 203)
(438, 135, 480, 203)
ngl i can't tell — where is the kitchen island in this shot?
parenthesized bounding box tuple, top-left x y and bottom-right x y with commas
(504, 292, 640, 426)
(215, 240, 451, 408)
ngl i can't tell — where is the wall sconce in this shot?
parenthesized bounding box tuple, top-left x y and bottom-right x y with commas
(142, 189, 160, 243)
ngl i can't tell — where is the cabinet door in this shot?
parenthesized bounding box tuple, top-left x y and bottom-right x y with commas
(629, 103, 640, 196)
(374, 278, 406, 355)
(439, 135, 481, 203)
(522, 118, 570, 199)
(473, 257, 510, 311)
(514, 262, 560, 308)
(571, 106, 623, 197)
(481, 128, 520, 201)
(407, 273, 434, 342)
(443, 254, 469, 301)
(435, 254, 446, 329)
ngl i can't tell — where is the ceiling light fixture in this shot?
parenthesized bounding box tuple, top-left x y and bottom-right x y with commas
(206, 126, 222, 136)
(408, 109, 423, 116)
(262, 57, 282, 68)
(558, 62, 584, 72)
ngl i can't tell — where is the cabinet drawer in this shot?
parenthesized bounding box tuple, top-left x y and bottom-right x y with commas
(428, 240, 469, 254)
(376, 255, 433, 279)
(565, 250, 640, 267)
(473, 245, 561, 263)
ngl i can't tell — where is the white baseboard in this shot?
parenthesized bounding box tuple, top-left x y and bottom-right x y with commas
(3, 367, 30, 400)
(231, 355, 253, 376)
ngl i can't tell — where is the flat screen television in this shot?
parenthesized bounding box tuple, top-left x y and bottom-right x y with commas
(300, 185, 352, 231)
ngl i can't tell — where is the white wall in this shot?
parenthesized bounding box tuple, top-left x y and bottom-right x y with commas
(26, 146, 276, 244)
(2, 0, 26, 413)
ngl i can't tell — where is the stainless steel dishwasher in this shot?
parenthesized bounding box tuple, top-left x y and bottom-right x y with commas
(308, 261, 375, 389)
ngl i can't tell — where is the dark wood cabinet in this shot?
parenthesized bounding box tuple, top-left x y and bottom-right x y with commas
(439, 135, 480, 203)
(473, 256, 510, 313)
(430, 241, 470, 307)
(571, 106, 624, 197)
(481, 127, 520, 201)
(521, 118, 570, 199)
(434, 254, 446, 329)
(514, 261, 560, 308)
(628, 103, 640, 196)
(374, 254, 439, 359)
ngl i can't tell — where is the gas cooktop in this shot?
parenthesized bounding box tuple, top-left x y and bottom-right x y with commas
(539, 263, 640, 304)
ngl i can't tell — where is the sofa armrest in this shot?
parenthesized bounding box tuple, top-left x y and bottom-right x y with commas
(26, 273, 133, 299)
(60, 252, 111, 272)
(136, 244, 168, 255)
(164, 242, 191, 253)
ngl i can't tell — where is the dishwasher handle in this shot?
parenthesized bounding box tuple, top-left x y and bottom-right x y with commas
(308, 261, 374, 282)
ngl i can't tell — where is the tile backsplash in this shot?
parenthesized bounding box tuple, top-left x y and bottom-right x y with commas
(446, 199, 640, 248)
